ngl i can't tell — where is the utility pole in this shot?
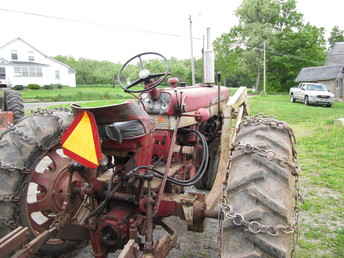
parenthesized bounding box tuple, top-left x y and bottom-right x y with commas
(189, 15, 196, 85)
(263, 40, 267, 95)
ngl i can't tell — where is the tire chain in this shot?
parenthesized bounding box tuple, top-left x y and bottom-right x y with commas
(218, 115, 301, 257)
(0, 110, 70, 226)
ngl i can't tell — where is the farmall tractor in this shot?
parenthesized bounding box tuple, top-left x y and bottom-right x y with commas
(0, 52, 299, 258)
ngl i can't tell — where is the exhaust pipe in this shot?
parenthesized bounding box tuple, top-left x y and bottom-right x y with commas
(203, 27, 215, 84)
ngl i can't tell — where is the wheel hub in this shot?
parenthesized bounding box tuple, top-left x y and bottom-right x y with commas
(25, 147, 84, 237)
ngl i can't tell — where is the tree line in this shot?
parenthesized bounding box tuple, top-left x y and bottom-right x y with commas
(56, 0, 344, 92)
(55, 56, 203, 86)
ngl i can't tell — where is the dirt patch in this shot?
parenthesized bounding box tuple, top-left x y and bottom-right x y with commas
(292, 124, 315, 138)
(71, 217, 218, 258)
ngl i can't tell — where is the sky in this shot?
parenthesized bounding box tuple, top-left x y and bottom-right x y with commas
(0, 0, 343, 62)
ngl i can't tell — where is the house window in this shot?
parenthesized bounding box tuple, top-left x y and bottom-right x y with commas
(0, 67, 5, 79)
(14, 66, 28, 77)
(14, 66, 42, 77)
(11, 50, 18, 60)
(55, 70, 60, 80)
(28, 51, 35, 62)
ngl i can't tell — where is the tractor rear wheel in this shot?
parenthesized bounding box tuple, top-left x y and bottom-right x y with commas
(0, 110, 87, 256)
(221, 116, 298, 258)
(4, 89, 24, 123)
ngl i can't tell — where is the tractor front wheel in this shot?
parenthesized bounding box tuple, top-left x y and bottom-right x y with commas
(221, 116, 298, 258)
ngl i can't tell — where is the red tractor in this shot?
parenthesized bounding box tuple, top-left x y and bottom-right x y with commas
(0, 52, 298, 258)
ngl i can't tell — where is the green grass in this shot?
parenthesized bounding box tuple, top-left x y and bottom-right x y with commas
(21, 86, 132, 102)
(21, 84, 255, 103)
(250, 95, 344, 257)
(48, 99, 125, 109)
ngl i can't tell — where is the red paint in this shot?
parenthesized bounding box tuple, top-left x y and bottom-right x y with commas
(160, 85, 229, 115)
(0, 112, 13, 129)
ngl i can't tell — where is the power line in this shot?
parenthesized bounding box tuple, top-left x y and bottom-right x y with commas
(0, 7, 202, 40)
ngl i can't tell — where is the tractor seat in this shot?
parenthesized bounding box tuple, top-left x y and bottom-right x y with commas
(99, 120, 146, 143)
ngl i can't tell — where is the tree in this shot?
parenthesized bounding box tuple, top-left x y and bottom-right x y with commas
(214, 0, 326, 92)
(329, 26, 344, 48)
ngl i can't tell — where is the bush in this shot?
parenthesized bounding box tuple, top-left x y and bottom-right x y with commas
(12, 85, 24, 90)
(49, 84, 64, 89)
(27, 84, 40, 90)
(43, 84, 54, 90)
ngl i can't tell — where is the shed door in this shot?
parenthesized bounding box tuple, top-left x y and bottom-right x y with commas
(337, 79, 344, 98)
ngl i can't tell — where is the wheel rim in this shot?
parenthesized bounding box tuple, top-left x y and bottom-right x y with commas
(24, 146, 85, 245)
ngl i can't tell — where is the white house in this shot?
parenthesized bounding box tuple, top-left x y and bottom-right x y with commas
(0, 37, 76, 87)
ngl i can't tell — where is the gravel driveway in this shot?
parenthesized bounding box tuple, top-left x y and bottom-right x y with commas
(24, 101, 88, 111)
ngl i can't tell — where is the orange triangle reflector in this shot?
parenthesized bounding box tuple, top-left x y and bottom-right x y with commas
(61, 111, 102, 168)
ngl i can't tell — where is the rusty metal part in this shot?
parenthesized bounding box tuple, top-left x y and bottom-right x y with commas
(144, 178, 154, 253)
(154, 116, 181, 214)
(0, 227, 30, 257)
(159, 193, 206, 232)
(57, 224, 90, 241)
(25, 147, 84, 238)
(118, 221, 177, 258)
(152, 221, 177, 258)
(118, 239, 141, 258)
(11, 227, 57, 258)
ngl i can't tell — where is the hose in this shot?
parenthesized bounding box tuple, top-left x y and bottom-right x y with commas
(127, 129, 209, 187)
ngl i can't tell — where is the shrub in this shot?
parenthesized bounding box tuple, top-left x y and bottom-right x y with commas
(27, 84, 41, 90)
(12, 85, 24, 90)
(50, 84, 64, 89)
(43, 84, 54, 90)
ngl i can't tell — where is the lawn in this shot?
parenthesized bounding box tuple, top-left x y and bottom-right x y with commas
(21, 86, 133, 102)
(47, 93, 344, 257)
(249, 95, 344, 258)
(21, 85, 254, 102)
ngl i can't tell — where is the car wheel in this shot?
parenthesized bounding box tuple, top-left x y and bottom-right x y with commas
(290, 95, 295, 103)
(304, 96, 310, 105)
(327, 103, 332, 107)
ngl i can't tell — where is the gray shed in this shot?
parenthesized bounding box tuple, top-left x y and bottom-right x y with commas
(326, 42, 344, 66)
(296, 65, 344, 98)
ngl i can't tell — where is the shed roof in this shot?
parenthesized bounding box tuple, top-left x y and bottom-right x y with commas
(326, 42, 344, 65)
(296, 65, 344, 82)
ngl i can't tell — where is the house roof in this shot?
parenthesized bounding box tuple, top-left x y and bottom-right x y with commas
(326, 42, 344, 65)
(0, 57, 9, 65)
(0, 37, 75, 73)
(10, 61, 48, 66)
(296, 65, 344, 82)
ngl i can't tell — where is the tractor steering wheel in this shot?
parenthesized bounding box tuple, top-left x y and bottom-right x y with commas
(117, 52, 170, 93)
